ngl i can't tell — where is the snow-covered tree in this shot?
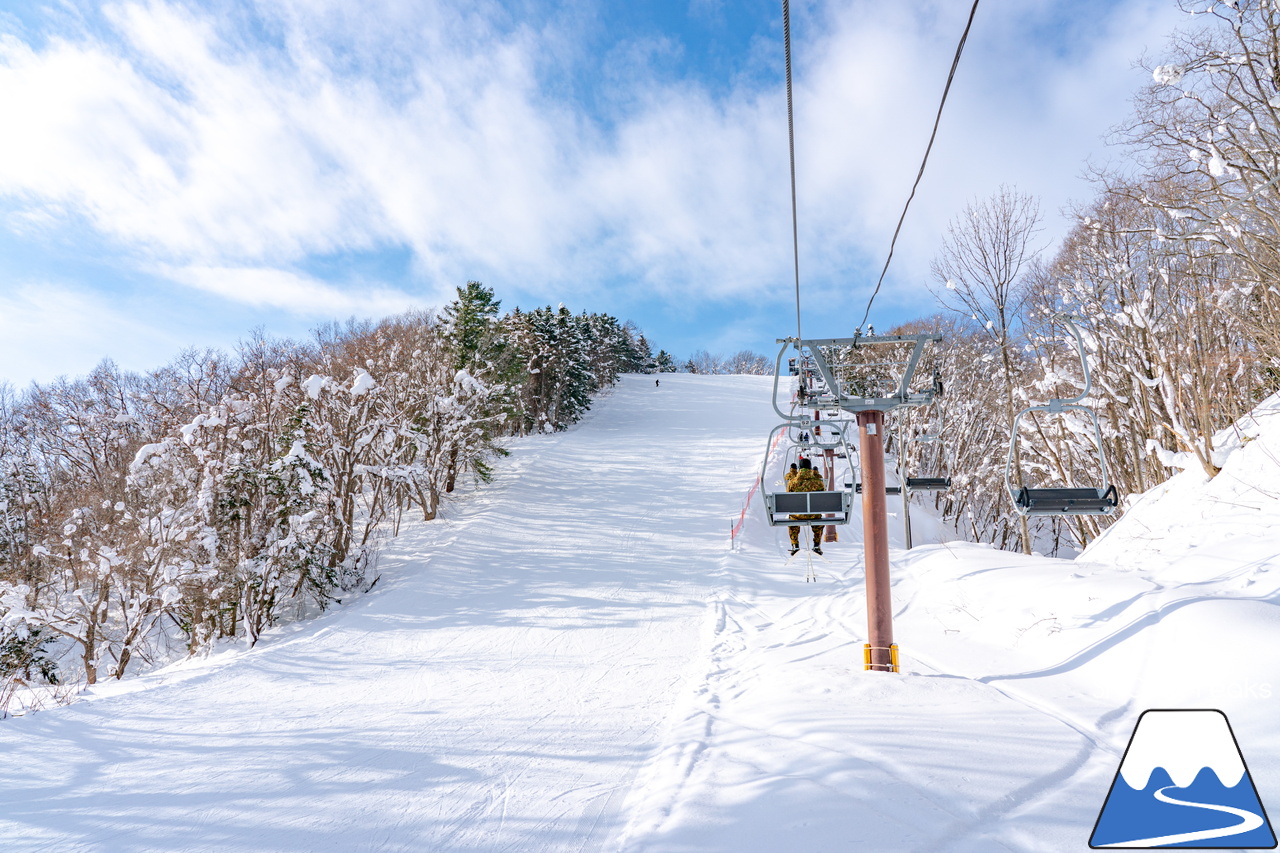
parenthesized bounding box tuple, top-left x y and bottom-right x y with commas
(0, 288, 652, 691)
(929, 187, 1044, 553)
(1118, 0, 1280, 390)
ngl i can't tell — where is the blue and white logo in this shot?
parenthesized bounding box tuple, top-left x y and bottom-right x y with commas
(1090, 709, 1276, 848)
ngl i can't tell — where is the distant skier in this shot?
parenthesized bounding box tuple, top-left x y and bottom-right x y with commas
(656, 379, 660, 387)
(787, 458, 825, 556)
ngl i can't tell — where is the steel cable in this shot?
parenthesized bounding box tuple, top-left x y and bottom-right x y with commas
(783, 0, 802, 345)
(857, 0, 981, 333)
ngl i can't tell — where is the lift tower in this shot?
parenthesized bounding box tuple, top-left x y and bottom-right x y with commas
(771, 332, 942, 672)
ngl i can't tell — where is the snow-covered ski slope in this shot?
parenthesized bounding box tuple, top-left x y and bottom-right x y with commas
(3, 373, 1280, 852)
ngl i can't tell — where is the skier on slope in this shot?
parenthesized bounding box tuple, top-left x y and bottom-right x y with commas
(787, 458, 825, 556)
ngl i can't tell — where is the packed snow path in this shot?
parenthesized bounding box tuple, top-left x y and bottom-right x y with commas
(4, 374, 1280, 853)
(0, 374, 777, 852)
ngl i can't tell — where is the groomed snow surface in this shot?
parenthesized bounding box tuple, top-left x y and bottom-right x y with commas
(3, 374, 1279, 852)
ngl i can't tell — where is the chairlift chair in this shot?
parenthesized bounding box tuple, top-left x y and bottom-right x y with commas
(764, 489, 853, 526)
(1005, 315, 1119, 517)
(759, 418, 858, 528)
(902, 403, 952, 493)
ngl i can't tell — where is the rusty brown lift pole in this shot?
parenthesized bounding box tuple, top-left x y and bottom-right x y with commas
(857, 410, 896, 672)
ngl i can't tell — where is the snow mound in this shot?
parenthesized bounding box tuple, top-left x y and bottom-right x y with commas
(1084, 390, 1280, 567)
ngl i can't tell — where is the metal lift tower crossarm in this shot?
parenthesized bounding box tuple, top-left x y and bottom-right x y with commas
(773, 334, 943, 417)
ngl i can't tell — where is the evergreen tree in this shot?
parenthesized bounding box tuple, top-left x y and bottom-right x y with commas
(0, 283, 655, 698)
(438, 282, 513, 490)
(441, 281, 503, 371)
(634, 334, 655, 372)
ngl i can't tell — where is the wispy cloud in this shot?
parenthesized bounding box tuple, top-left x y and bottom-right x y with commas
(0, 0, 1197, 382)
(169, 264, 423, 318)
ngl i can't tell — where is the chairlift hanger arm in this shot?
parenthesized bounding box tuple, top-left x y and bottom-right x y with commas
(770, 341, 804, 422)
(760, 422, 788, 489)
(1049, 313, 1093, 407)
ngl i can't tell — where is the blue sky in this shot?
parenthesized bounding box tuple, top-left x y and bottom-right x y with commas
(0, 0, 1191, 386)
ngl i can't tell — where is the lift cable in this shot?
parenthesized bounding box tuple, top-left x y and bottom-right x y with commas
(857, 0, 982, 333)
(783, 0, 803, 345)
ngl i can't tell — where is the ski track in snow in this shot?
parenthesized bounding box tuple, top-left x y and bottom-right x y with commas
(3, 374, 1280, 853)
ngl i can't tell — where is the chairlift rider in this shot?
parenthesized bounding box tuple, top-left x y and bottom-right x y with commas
(786, 458, 826, 556)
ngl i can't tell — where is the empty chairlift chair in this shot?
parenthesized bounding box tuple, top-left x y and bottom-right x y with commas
(853, 419, 949, 496)
(903, 406, 952, 493)
(1006, 315, 1119, 517)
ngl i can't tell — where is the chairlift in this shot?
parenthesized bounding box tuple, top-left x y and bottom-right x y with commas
(902, 401, 952, 493)
(1005, 315, 1119, 517)
(759, 416, 858, 528)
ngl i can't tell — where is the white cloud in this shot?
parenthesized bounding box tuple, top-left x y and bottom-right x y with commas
(168, 264, 424, 318)
(0, 3, 383, 263)
(0, 0, 1199, 324)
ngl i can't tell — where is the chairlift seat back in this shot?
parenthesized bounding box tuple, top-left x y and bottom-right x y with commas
(764, 490, 852, 526)
(906, 476, 951, 492)
(1014, 485, 1118, 515)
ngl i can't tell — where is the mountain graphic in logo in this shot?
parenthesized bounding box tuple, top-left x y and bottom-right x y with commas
(1091, 709, 1276, 848)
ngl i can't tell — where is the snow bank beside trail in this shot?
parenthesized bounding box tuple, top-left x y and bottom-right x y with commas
(1084, 390, 1280, 567)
